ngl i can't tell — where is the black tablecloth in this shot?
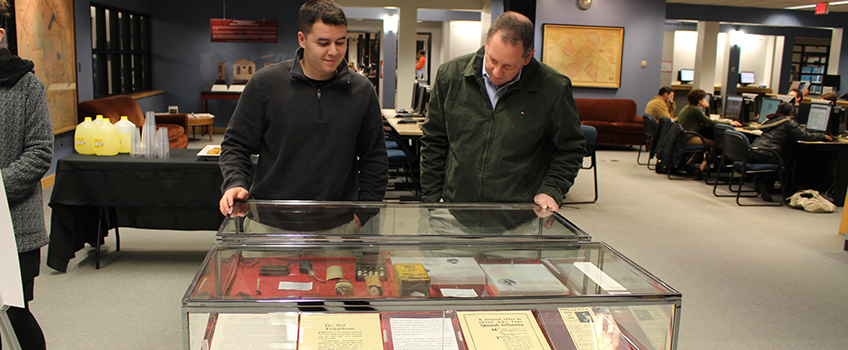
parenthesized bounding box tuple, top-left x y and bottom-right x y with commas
(47, 149, 224, 272)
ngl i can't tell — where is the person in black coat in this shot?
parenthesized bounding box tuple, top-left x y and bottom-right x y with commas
(750, 103, 832, 201)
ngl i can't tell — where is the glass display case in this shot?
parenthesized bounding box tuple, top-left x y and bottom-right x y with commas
(182, 201, 681, 350)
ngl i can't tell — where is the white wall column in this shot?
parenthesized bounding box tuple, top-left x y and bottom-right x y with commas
(396, 5, 418, 110)
(694, 21, 719, 94)
(829, 28, 842, 75)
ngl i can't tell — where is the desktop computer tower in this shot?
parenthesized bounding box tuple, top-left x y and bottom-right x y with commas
(831, 106, 847, 136)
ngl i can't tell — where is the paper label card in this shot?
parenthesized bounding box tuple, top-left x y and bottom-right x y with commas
(298, 313, 383, 350)
(457, 311, 551, 350)
(209, 313, 298, 350)
(389, 318, 460, 350)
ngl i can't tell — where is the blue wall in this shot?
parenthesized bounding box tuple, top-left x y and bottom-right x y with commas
(534, 0, 668, 110)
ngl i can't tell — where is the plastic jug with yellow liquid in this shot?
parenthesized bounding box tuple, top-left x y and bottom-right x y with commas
(93, 118, 120, 156)
(74, 116, 95, 154)
(114, 116, 136, 153)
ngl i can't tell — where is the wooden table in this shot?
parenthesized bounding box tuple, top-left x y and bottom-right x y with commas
(382, 109, 424, 137)
(201, 91, 242, 112)
(188, 115, 215, 141)
(47, 149, 224, 271)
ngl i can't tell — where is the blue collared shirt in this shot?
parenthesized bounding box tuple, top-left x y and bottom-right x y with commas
(482, 63, 522, 109)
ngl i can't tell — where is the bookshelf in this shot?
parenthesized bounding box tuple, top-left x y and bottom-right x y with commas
(792, 43, 829, 95)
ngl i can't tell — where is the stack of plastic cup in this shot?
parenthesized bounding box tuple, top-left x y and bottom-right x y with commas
(156, 128, 170, 159)
(130, 127, 143, 157)
(142, 111, 158, 158)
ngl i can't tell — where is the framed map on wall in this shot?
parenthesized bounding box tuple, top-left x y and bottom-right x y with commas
(542, 24, 624, 88)
(15, 0, 78, 134)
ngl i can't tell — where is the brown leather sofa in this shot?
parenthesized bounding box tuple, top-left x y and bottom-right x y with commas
(77, 95, 189, 149)
(575, 98, 643, 146)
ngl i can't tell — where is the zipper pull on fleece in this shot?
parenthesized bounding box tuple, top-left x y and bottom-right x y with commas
(317, 89, 322, 101)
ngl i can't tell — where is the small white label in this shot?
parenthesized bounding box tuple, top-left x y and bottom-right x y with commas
(93, 139, 104, 148)
(440, 288, 478, 297)
(573, 262, 628, 292)
(75, 138, 85, 146)
(278, 281, 313, 291)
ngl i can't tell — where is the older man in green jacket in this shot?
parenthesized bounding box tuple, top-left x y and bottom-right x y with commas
(420, 12, 585, 211)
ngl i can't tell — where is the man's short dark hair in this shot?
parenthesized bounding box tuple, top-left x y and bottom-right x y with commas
(486, 11, 534, 58)
(790, 88, 804, 101)
(299, 0, 346, 35)
(658, 86, 674, 96)
(0, 0, 9, 30)
(777, 102, 793, 116)
(687, 89, 707, 106)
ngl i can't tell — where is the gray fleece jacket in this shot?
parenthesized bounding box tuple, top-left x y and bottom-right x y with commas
(0, 48, 53, 253)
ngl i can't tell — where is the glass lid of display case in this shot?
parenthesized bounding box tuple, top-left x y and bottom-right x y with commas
(217, 200, 591, 241)
(184, 240, 680, 306)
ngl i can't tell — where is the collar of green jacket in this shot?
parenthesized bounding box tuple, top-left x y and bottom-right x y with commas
(463, 46, 540, 93)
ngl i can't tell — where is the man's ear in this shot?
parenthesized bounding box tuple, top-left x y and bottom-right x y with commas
(523, 48, 535, 66)
(297, 31, 306, 48)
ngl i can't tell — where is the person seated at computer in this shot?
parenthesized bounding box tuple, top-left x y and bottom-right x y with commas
(645, 86, 676, 120)
(677, 89, 742, 173)
(821, 92, 838, 103)
(750, 102, 832, 201)
(788, 88, 804, 116)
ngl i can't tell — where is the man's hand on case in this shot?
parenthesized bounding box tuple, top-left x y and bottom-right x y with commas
(220, 187, 249, 216)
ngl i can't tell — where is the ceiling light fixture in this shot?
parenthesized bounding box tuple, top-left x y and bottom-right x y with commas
(786, 1, 848, 10)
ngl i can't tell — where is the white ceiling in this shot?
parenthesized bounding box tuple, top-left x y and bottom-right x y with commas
(667, 0, 848, 12)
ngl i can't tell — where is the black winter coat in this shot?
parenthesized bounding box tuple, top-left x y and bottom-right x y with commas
(751, 115, 828, 158)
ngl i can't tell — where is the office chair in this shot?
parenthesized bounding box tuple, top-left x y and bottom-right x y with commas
(384, 128, 419, 199)
(721, 130, 785, 206)
(668, 129, 708, 180)
(565, 125, 598, 204)
(705, 124, 735, 186)
(637, 114, 658, 167)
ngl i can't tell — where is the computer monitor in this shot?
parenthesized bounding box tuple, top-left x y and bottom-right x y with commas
(757, 98, 781, 123)
(798, 81, 811, 94)
(739, 71, 756, 85)
(724, 95, 744, 121)
(410, 81, 420, 111)
(678, 69, 694, 84)
(788, 81, 801, 92)
(773, 94, 796, 105)
(823, 74, 841, 90)
(806, 104, 832, 133)
(415, 86, 431, 116)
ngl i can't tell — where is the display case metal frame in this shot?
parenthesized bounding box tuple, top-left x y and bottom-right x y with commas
(181, 201, 681, 350)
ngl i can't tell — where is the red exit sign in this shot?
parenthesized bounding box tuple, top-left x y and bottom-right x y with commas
(815, 2, 829, 15)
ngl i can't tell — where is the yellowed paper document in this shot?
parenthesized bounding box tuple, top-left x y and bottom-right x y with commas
(628, 305, 670, 350)
(457, 310, 551, 350)
(559, 307, 613, 350)
(298, 313, 383, 350)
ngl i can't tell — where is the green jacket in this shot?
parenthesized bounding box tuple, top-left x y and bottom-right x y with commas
(420, 47, 586, 205)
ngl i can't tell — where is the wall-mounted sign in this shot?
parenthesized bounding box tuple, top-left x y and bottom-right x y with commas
(815, 3, 829, 15)
(211, 19, 278, 43)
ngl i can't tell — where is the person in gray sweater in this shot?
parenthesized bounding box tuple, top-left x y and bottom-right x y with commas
(219, 0, 387, 228)
(0, 0, 51, 347)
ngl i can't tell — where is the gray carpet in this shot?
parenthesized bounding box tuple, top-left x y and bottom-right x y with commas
(27, 140, 848, 349)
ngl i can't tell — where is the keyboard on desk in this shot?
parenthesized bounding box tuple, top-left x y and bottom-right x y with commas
(396, 113, 423, 118)
(397, 117, 424, 124)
